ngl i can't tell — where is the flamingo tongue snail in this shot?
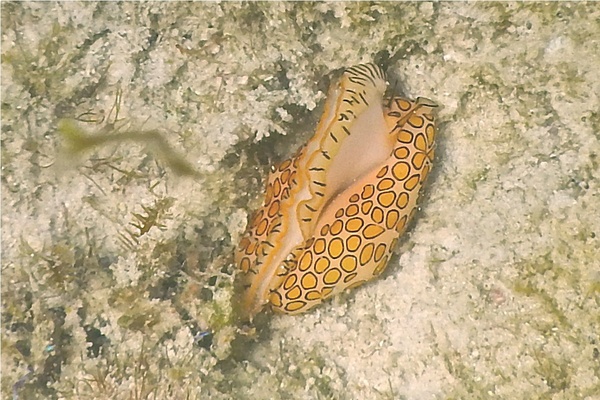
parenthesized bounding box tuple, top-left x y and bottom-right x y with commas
(235, 64, 437, 319)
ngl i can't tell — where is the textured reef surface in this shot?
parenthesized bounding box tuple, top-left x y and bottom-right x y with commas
(2, 2, 599, 399)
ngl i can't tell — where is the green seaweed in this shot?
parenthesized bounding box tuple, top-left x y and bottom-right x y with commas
(58, 119, 200, 177)
(3, 2, 600, 399)
(532, 349, 572, 394)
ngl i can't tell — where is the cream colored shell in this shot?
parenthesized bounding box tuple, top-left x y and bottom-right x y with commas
(236, 64, 437, 318)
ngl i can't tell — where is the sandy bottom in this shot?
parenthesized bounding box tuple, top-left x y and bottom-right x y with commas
(2, 2, 599, 399)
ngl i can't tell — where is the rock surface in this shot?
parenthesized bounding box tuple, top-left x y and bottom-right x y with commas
(2, 3, 599, 399)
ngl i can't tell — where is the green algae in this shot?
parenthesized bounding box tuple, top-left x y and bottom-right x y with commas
(2, 2, 600, 399)
(58, 119, 199, 178)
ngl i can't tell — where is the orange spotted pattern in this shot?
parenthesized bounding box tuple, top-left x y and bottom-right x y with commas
(235, 63, 437, 317)
(269, 96, 436, 314)
(235, 145, 304, 282)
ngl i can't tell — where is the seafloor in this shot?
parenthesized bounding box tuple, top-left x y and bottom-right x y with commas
(2, 2, 599, 399)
